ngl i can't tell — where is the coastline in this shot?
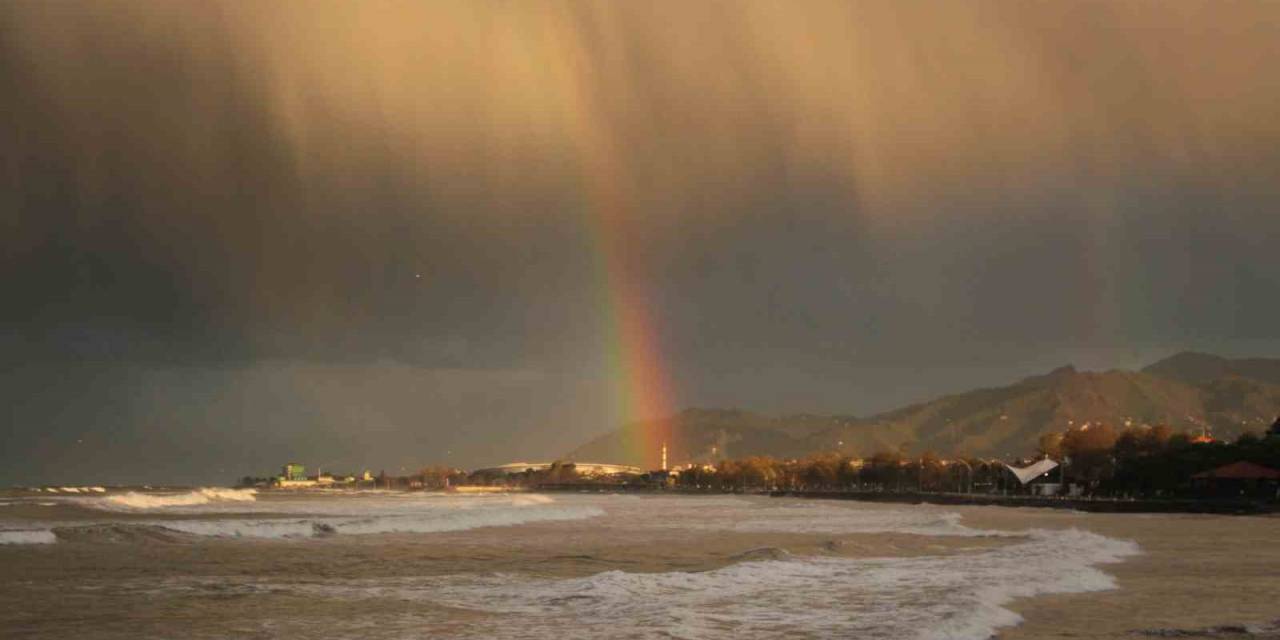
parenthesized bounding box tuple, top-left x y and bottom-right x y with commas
(4, 490, 1278, 637)
(768, 489, 1280, 515)
(954, 506, 1280, 639)
(531, 484, 1279, 515)
(526, 488, 1280, 637)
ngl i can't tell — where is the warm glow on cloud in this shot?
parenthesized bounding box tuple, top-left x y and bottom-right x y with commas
(11, 1, 1274, 227)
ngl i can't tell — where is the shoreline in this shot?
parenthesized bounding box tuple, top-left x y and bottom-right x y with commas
(955, 505, 1280, 640)
(768, 489, 1280, 515)
(530, 483, 1279, 515)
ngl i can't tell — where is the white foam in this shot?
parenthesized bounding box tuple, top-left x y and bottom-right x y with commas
(429, 526, 1138, 640)
(0, 529, 56, 545)
(100, 488, 258, 511)
(158, 501, 604, 539)
(58, 494, 1141, 639)
(43, 486, 105, 493)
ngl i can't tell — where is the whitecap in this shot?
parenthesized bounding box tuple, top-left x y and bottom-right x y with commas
(430, 526, 1139, 640)
(99, 487, 257, 511)
(0, 529, 57, 545)
(158, 502, 604, 539)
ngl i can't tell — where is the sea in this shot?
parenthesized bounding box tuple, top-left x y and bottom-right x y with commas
(1, 487, 1275, 639)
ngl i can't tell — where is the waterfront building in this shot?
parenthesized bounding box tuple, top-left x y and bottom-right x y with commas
(472, 462, 643, 477)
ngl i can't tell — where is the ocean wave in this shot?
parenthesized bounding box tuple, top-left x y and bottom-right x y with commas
(99, 488, 257, 510)
(46, 486, 106, 493)
(0, 529, 57, 545)
(648, 498, 1007, 538)
(50, 524, 197, 544)
(429, 525, 1139, 640)
(158, 503, 605, 539)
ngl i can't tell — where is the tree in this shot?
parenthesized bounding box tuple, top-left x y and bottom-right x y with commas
(417, 466, 460, 489)
(918, 451, 944, 491)
(1037, 432, 1064, 459)
(865, 450, 904, 491)
(1061, 423, 1117, 488)
(799, 453, 842, 489)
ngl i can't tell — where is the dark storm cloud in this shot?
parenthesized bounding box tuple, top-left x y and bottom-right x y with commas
(2, 1, 1280, 483)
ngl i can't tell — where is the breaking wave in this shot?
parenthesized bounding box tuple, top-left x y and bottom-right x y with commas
(159, 502, 604, 539)
(100, 487, 257, 510)
(433, 526, 1139, 640)
(0, 529, 57, 545)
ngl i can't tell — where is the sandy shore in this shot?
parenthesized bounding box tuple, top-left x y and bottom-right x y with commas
(943, 506, 1280, 639)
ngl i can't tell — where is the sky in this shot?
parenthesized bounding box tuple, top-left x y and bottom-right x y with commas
(3, 1, 1280, 485)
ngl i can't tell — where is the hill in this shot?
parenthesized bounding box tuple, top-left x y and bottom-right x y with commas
(564, 409, 853, 470)
(565, 354, 1280, 467)
(1141, 351, 1280, 386)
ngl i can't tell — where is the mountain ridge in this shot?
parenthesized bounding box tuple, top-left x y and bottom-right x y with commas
(565, 353, 1280, 467)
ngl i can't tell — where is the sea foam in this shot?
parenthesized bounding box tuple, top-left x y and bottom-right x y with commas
(101, 487, 258, 510)
(0, 529, 57, 545)
(431, 525, 1138, 640)
(406, 496, 1140, 640)
(158, 500, 604, 539)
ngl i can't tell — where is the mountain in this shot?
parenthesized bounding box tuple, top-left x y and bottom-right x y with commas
(566, 355, 1280, 467)
(564, 409, 852, 470)
(1142, 351, 1280, 386)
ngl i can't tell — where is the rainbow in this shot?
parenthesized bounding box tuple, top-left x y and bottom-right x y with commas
(547, 21, 679, 470)
(576, 146, 677, 470)
(591, 224, 677, 471)
(555, 81, 675, 471)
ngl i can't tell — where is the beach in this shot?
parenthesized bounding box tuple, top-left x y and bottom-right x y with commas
(1, 490, 1276, 638)
(976, 508, 1280, 639)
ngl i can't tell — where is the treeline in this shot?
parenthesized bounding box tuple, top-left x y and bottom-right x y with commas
(1037, 419, 1280, 497)
(681, 419, 1280, 498)
(675, 452, 1007, 493)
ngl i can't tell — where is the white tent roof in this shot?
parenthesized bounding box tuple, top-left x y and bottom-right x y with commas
(1003, 458, 1059, 485)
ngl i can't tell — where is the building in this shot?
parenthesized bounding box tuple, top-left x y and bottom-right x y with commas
(1191, 461, 1280, 498)
(283, 463, 306, 482)
(471, 462, 644, 477)
(274, 462, 320, 488)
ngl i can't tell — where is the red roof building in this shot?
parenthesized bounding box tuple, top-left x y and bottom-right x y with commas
(1192, 461, 1280, 480)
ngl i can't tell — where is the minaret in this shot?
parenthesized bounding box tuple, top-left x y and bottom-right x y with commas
(661, 442, 668, 471)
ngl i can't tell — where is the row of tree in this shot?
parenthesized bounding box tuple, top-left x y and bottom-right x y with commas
(679, 418, 1280, 497)
(1034, 418, 1280, 496)
(674, 452, 1013, 493)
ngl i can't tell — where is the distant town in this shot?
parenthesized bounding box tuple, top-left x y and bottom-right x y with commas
(242, 418, 1280, 511)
